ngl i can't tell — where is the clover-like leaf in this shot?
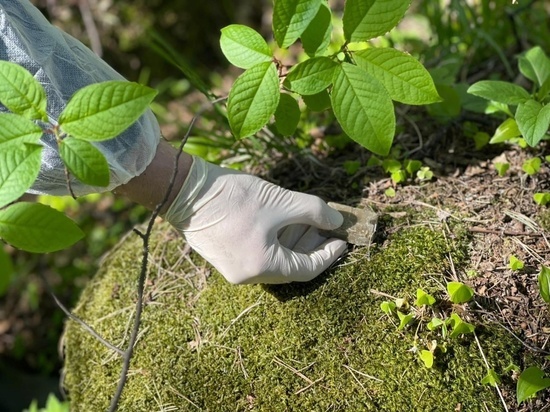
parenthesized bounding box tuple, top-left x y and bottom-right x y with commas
(0, 144, 42, 209)
(447, 281, 474, 304)
(0, 113, 43, 149)
(415, 289, 436, 307)
(481, 369, 501, 387)
(509, 255, 524, 271)
(467, 80, 530, 105)
(59, 137, 110, 187)
(380, 300, 396, 315)
(397, 311, 414, 330)
(517, 366, 550, 404)
(273, 0, 322, 48)
(419, 350, 434, 368)
(284, 57, 337, 95)
(0, 202, 84, 253)
(220, 25, 273, 69)
(343, 0, 410, 42)
(227, 62, 280, 138)
(354, 48, 441, 105)
(274, 93, 301, 136)
(301, 2, 332, 57)
(331, 63, 395, 155)
(427, 317, 444, 331)
(515, 99, 550, 147)
(0, 61, 48, 120)
(59, 81, 157, 141)
(448, 313, 475, 338)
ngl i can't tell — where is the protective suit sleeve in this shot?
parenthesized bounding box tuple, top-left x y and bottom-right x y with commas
(0, 0, 160, 196)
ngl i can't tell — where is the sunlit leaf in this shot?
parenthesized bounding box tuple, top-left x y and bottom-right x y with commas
(517, 366, 550, 404)
(59, 137, 110, 187)
(284, 57, 337, 95)
(59, 81, 158, 141)
(220, 25, 273, 69)
(509, 255, 524, 271)
(397, 311, 414, 330)
(227, 62, 280, 138)
(415, 289, 436, 306)
(538, 266, 550, 303)
(380, 300, 396, 315)
(481, 369, 501, 387)
(0, 113, 43, 148)
(448, 313, 475, 338)
(0, 61, 48, 120)
(489, 118, 521, 144)
(467, 80, 530, 105)
(0, 144, 42, 209)
(0, 202, 84, 253)
(515, 99, 550, 147)
(419, 350, 434, 368)
(447, 281, 474, 304)
(518, 46, 550, 87)
(273, 0, 322, 48)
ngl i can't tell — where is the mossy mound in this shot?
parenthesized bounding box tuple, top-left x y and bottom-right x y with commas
(63, 219, 520, 411)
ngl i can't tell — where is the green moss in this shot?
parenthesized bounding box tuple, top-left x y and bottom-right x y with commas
(63, 219, 520, 412)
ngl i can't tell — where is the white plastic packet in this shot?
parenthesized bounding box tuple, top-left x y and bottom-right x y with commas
(0, 0, 160, 196)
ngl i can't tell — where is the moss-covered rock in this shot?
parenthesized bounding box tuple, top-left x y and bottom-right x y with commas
(63, 218, 520, 411)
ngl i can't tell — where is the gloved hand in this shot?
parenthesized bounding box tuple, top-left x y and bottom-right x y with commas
(164, 156, 347, 284)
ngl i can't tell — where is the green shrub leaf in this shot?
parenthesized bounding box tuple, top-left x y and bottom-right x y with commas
(284, 57, 337, 95)
(0, 113, 43, 148)
(274, 93, 301, 136)
(518, 46, 550, 87)
(467, 80, 530, 105)
(538, 266, 550, 303)
(343, 0, 410, 42)
(301, 2, 332, 57)
(0, 202, 84, 253)
(0, 246, 14, 297)
(227, 62, 280, 138)
(0, 144, 42, 209)
(273, 0, 322, 48)
(489, 118, 521, 144)
(59, 81, 158, 141)
(302, 90, 331, 111)
(0, 61, 48, 121)
(220, 25, 273, 69)
(331, 63, 395, 155)
(515, 99, 550, 147)
(59, 138, 110, 187)
(447, 281, 474, 304)
(354, 48, 441, 105)
(517, 366, 550, 404)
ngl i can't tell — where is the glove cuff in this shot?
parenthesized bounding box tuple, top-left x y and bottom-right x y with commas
(163, 155, 208, 226)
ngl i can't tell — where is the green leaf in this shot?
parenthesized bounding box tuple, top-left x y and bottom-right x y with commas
(59, 138, 110, 187)
(419, 350, 434, 368)
(417, 167, 433, 181)
(397, 311, 414, 330)
(467, 80, 530, 105)
(534, 193, 550, 207)
(0, 113, 43, 148)
(509, 255, 524, 271)
(0, 61, 48, 120)
(0, 246, 14, 297)
(519, 46, 550, 87)
(494, 162, 510, 177)
(0, 144, 42, 209)
(284, 57, 337, 95)
(448, 313, 475, 338)
(415, 289, 436, 306)
(380, 300, 396, 315)
(274, 93, 301, 136)
(522, 157, 542, 175)
(382, 159, 401, 173)
(489, 118, 521, 144)
(331, 63, 395, 155)
(343, 0, 410, 42)
(391, 170, 406, 184)
(301, 2, 332, 57)
(538, 266, 550, 304)
(44, 394, 69, 412)
(515, 99, 550, 147)
(404, 159, 422, 176)
(481, 369, 501, 387)
(273, 0, 322, 48)
(220, 25, 273, 69)
(227, 62, 280, 138)
(58, 81, 158, 141)
(23, 400, 39, 412)
(354, 48, 441, 105)
(0, 202, 84, 253)
(302, 90, 331, 111)
(447, 281, 474, 304)
(427, 317, 444, 331)
(517, 366, 550, 404)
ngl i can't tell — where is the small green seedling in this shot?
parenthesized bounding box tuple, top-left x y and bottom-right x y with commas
(24, 394, 69, 412)
(517, 366, 550, 404)
(415, 289, 436, 307)
(380, 300, 396, 315)
(522, 157, 542, 175)
(419, 350, 434, 368)
(397, 311, 414, 330)
(534, 193, 550, 206)
(384, 187, 396, 197)
(538, 266, 550, 304)
(494, 162, 510, 177)
(481, 369, 501, 387)
(416, 167, 433, 181)
(447, 281, 474, 304)
(447, 313, 475, 338)
(509, 255, 525, 271)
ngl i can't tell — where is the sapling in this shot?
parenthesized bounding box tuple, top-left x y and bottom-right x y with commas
(508, 255, 524, 271)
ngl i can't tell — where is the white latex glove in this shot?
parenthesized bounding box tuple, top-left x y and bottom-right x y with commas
(164, 156, 347, 284)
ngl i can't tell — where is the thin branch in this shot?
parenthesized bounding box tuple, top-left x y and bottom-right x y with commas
(469, 227, 544, 237)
